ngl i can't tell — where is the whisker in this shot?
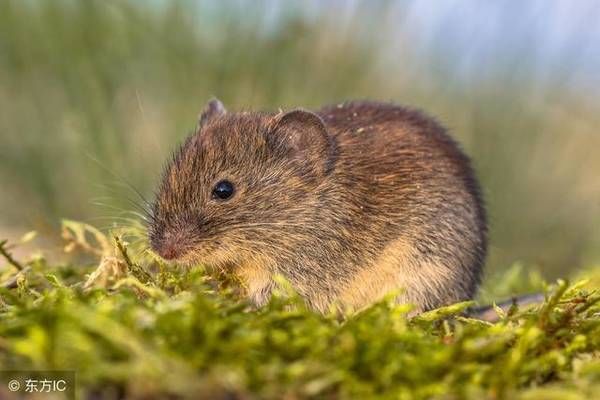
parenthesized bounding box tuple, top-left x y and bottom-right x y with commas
(93, 184, 152, 213)
(90, 199, 152, 223)
(85, 153, 154, 218)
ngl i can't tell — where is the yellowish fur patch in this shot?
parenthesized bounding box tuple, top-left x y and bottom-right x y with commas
(339, 237, 458, 313)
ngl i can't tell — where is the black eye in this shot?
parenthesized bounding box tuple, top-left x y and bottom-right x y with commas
(212, 180, 235, 200)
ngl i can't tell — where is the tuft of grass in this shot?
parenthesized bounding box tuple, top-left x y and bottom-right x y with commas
(0, 222, 599, 399)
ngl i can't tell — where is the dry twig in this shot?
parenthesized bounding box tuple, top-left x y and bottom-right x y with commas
(0, 240, 24, 270)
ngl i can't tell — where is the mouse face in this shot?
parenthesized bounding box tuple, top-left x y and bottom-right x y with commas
(148, 99, 335, 268)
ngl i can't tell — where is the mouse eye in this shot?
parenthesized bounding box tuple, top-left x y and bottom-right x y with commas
(212, 180, 235, 200)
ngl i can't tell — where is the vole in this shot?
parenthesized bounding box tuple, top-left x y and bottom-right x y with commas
(148, 99, 487, 314)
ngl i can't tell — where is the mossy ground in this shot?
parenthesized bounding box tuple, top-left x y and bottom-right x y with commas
(0, 222, 599, 399)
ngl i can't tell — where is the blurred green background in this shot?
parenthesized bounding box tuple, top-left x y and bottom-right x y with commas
(0, 0, 599, 279)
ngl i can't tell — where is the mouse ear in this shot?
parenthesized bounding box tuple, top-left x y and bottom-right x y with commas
(198, 98, 226, 127)
(269, 109, 335, 176)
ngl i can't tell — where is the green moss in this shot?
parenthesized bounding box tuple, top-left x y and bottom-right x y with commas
(0, 224, 599, 399)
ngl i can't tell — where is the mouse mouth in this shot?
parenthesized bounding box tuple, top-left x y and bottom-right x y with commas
(173, 243, 242, 272)
(152, 241, 222, 268)
(167, 253, 201, 268)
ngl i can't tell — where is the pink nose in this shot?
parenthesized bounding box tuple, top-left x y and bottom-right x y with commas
(159, 242, 180, 260)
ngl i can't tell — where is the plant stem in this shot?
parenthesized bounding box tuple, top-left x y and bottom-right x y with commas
(0, 240, 24, 271)
(114, 236, 154, 284)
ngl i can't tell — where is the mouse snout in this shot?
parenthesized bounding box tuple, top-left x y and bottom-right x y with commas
(158, 241, 180, 260)
(151, 230, 188, 261)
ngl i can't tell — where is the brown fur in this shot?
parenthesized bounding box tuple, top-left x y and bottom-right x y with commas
(148, 99, 487, 314)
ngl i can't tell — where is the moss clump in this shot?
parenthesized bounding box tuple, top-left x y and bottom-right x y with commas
(0, 223, 599, 399)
